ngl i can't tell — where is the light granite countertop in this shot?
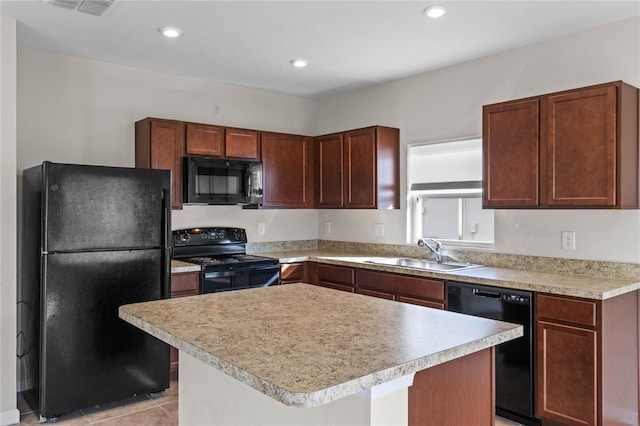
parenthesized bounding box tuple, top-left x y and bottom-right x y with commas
(260, 250, 640, 300)
(119, 284, 522, 408)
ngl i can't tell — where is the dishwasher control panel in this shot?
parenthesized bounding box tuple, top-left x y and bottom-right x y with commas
(500, 293, 530, 304)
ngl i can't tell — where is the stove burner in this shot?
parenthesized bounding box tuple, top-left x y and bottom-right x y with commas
(183, 254, 277, 267)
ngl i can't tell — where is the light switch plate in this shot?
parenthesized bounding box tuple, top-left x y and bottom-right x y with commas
(374, 223, 385, 237)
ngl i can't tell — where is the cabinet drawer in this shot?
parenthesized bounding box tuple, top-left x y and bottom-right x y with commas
(316, 264, 355, 286)
(317, 282, 354, 293)
(397, 296, 444, 310)
(537, 294, 597, 328)
(171, 272, 199, 297)
(357, 269, 444, 301)
(358, 288, 395, 300)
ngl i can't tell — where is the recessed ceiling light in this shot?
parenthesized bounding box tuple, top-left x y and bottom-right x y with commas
(161, 27, 182, 38)
(424, 5, 448, 18)
(290, 59, 309, 68)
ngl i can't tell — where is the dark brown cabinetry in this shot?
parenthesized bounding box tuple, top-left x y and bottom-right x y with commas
(280, 262, 307, 284)
(169, 271, 199, 376)
(185, 124, 258, 160)
(316, 133, 344, 207)
(185, 123, 224, 157)
(261, 132, 314, 208)
(311, 263, 355, 292)
(483, 81, 639, 209)
(135, 118, 185, 210)
(225, 128, 260, 160)
(535, 292, 639, 425)
(316, 126, 400, 209)
(355, 269, 445, 309)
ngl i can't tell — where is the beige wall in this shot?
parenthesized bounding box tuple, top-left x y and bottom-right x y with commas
(316, 17, 640, 263)
(16, 47, 320, 242)
(0, 16, 19, 426)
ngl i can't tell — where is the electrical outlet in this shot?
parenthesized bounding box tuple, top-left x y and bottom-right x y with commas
(374, 223, 384, 237)
(258, 223, 265, 235)
(324, 222, 331, 234)
(561, 231, 576, 250)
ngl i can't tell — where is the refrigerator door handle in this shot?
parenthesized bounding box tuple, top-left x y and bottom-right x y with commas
(161, 188, 171, 299)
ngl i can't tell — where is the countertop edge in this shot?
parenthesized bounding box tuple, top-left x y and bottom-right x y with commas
(269, 252, 640, 300)
(119, 303, 522, 408)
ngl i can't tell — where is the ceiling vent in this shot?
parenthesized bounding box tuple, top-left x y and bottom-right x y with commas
(49, 0, 116, 16)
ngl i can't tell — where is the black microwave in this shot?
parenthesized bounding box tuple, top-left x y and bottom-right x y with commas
(183, 156, 263, 205)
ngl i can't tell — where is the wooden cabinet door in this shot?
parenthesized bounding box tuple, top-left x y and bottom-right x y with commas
(316, 134, 344, 208)
(185, 123, 224, 157)
(225, 128, 260, 160)
(356, 269, 445, 305)
(344, 128, 377, 208)
(545, 85, 617, 207)
(536, 320, 597, 425)
(135, 118, 185, 210)
(483, 99, 540, 208)
(261, 132, 314, 208)
(314, 264, 355, 292)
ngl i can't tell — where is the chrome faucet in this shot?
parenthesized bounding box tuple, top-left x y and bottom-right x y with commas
(417, 238, 443, 263)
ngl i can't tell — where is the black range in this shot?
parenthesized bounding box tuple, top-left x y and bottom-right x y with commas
(172, 227, 280, 293)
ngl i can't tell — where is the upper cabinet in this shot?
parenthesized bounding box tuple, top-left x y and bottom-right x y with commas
(185, 124, 259, 160)
(135, 117, 399, 210)
(483, 81, 639, 209)
(261, 132, 314, 208)
(185, 123, 224, 157)
(316, 126, 400, 209)
(225, 128, 260, 160)
(135, 118, 185, 210)
(316, 133, 344, 208)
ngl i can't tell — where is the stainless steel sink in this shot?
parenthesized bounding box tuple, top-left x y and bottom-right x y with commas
(367, 258, 482, 272)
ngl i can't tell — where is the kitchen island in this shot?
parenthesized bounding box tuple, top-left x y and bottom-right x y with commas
(119, 283, 522, 425)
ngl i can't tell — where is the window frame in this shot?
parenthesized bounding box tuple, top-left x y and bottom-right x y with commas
(406, 137, 495, 249)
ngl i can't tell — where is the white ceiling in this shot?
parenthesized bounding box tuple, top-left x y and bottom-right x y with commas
(2, 1, 639, 99)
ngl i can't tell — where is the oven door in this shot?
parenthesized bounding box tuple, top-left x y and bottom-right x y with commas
(201, 265, 280, 294)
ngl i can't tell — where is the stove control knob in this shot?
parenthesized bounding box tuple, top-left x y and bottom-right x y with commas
(176, 233, 190, 243)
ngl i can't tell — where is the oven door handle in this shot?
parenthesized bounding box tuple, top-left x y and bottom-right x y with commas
(229, 264, 280, 273)
(203, 270, 236, 278)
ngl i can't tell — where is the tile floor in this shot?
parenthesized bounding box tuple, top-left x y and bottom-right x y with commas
(18, 379, 178, 425)
(18, 379, 523, 425)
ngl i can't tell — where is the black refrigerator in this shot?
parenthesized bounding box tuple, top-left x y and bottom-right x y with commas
(19, 161, 172, 420)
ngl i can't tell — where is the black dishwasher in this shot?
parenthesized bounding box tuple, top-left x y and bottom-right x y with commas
(447, 281, 538, 426)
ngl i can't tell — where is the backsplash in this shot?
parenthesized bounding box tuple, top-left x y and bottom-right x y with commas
(248, 240, 640, 281)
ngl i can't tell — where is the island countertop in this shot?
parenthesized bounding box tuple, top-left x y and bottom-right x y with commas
(119, 284, 522, 408)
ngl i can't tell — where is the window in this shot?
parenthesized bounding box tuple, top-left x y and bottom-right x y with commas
(407, 137, 494, 246)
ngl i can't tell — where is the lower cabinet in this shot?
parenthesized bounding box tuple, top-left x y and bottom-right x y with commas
(536, 292, 639, 426)
(310, 263, 355, 292)
(280, 262, 308, 284)
(355, 269, 445, 309)
(307, 263, 446, 308)
(169, 271, 199, 376)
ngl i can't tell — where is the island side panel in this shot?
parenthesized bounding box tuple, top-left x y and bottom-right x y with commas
(408, 347, 495, 426)
(178, 351, 410, 426)
(601, 290, 639, 425)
